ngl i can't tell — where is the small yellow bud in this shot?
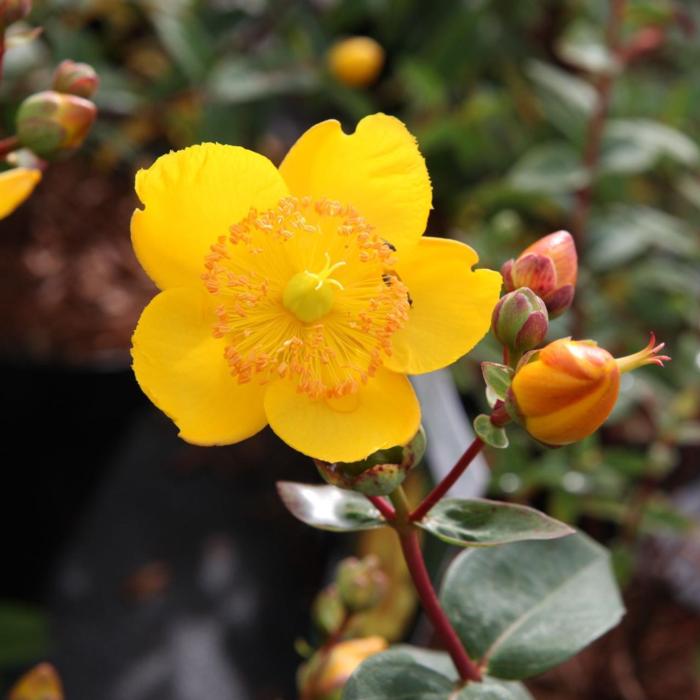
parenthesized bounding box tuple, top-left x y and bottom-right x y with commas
(327, 37, 384, 88)
(508, 335, 669, 445)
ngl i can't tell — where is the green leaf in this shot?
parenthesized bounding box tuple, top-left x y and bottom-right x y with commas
(509, 143, 588, 194)
(601, 119, 699, 175)
(474, 415, 509, 449)
(587, 205, 696, 271)
(440, 532, 624, 680)
(0, 601, 48, 668)
(482, 363, 513, 402)
(417, 498, 574, 548)
(343, 646, 533, 700)
(556, 21, 618, 74)
(276, 481, 385, 532)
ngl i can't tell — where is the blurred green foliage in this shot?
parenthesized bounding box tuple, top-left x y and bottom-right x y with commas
(2, 0, 699, 572)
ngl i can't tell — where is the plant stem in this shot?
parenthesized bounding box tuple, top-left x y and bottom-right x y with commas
(366, 495, 395, 520)
(571, 0, 626, 244)
(390, 487, 481, 683)
(410, 437, 484, 522)
(0, 135, 19, 158)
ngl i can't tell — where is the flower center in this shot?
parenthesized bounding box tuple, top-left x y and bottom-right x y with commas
(201, 196, 410, 400)
(282, 253, 346, 323)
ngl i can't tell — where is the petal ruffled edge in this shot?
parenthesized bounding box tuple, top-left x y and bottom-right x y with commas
(131, 287, 268, 445)
(279, 113, 431, 251)
(385, 237, 502, 375)
(132, 143, 288, 290)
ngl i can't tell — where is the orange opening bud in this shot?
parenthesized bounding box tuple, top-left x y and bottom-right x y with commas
(502, 230, 577, 318)
(0, 0, 32, 27)
(16, 90, 97, 159)
(52, 59, 100, 98)
(492, 287, 549, 357)
(327, 36, 385, 88)
(508, 335, 669, 446)
(9, 662, 63, 700)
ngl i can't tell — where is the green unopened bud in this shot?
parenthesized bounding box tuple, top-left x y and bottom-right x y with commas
(316, 427, 427, 497)
(312, 584, 345, 636)
(16, 90, 97, 159)
(52, 60, 99, 98)
(492, 288, 549, 355)
(336, 555, 388, 613)
(0, 0, 31, 27)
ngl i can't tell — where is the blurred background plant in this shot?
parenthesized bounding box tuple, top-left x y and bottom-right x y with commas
(1, 1, 699, 699)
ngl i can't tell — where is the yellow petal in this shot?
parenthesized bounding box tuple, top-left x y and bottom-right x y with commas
(0, 167, 41, 219)
(279, 114, 431, 251)
(131, 287, 267, 445)
(132, 143, 288, 290)
(264, 368, 420, 462)
(385, 237, 502, 374)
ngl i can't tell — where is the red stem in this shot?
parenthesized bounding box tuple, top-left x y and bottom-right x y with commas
(366, 495, 395, 520)
(398, 527, 482, 682)
(410, 437, 484, 522)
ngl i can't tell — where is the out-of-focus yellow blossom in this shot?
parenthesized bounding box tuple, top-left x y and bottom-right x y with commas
(508, 335, 669, 445)
(9, 662, 63, 700)
(314, 636, 388, 698)
(0, 166, 41, 219)
(130, 114, 501, 461)
(327, 37, 384, 88)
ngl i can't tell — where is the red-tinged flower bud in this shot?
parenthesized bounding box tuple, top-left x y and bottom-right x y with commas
(492, 288, 549, 356)
(327, 36, 385, 88)
(52, 59, 99, 98)
(502, 230, 577, 318)
(336, 555, 388, 613)
(0, 0, 31, 27)
(315, 427, 426, 497)
(16, 90, 97, 159)
(507, 335, 669, 446)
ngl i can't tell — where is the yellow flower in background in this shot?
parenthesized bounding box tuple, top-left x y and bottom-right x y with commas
(508, 335, 669, 446)
(327, 37, 385, 88)
(131, 114, 501, 461)
(0, 167, 41, 219)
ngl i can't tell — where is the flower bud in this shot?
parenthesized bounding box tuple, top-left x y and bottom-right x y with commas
(327, 36, 384, 88)
(507, 335, 669, 446)
(312, 584, 345, 636)
(0, 0, 31, 27)
(52, 59, 99, 98)
(316, 427, 426, 497)
(492, 288, 548, 355)
(502, 230, 577, 318)
(301, 637, 388, 700)
(336, 555, 388, 613)
(16, 90, 97, 159)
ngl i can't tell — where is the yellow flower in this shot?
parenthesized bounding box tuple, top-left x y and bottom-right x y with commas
(131, 114, 502, 461)
(508, 335, 669, 445)
(327, 37, 385, 88)
(0, 167, 41, 219)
